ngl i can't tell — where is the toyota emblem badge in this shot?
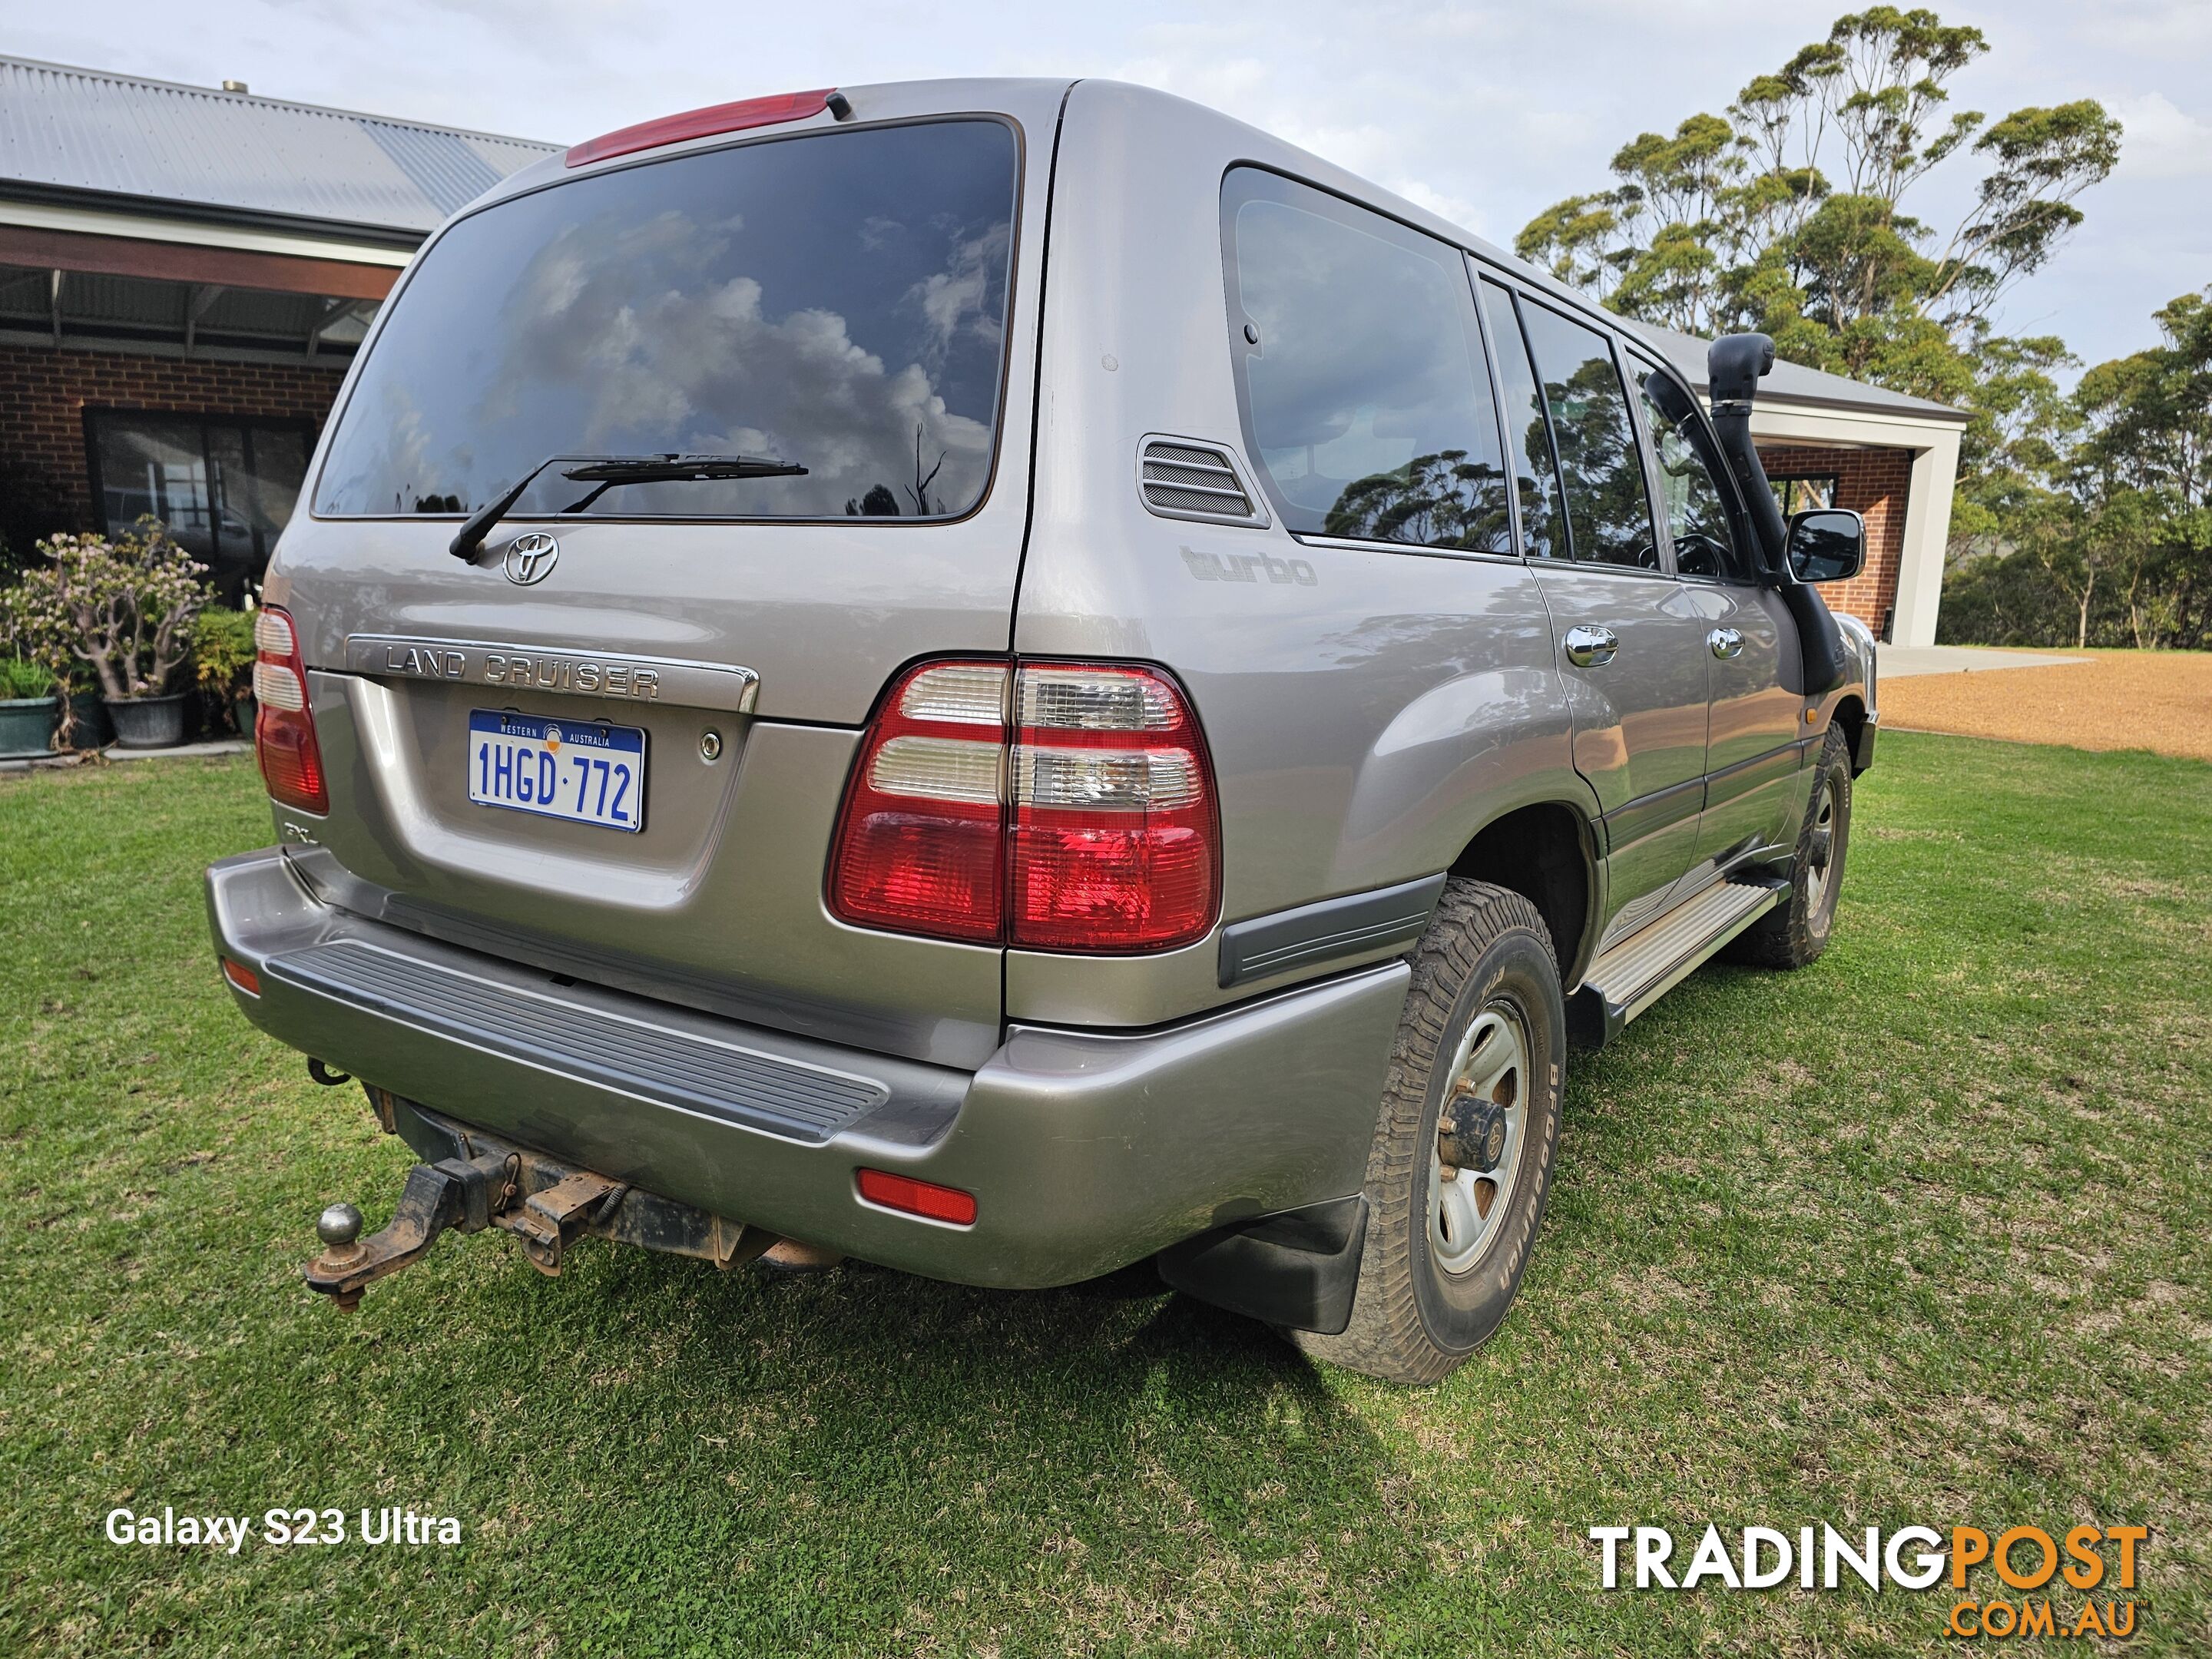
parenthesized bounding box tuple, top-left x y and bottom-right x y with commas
(503, 531, 560, 585)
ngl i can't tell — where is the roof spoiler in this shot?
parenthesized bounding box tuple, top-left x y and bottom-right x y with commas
(1706, 333, 1849, 695)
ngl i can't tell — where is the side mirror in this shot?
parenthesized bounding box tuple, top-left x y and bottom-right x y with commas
(1786, 508, 1864, 583)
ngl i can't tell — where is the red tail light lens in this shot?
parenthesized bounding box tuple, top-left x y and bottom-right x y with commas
(220, 957, 261, 996)
(252, 606, 328, 814)
(828, 661, 1008, 942)
(1010, 667, 1218, 951)
(826, 660, 1219, 953)
(856, 1167, 978, 1226)
(567, 89, 834, 168)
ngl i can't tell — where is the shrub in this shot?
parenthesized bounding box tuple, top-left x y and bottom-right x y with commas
(191, 605, 257, 694)
(0, 656, 56, 700)
(0, 518, 212, 700)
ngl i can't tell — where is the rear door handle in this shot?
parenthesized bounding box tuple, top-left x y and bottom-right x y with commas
(1709, 627, 1744, 660)
(1564, 624, 1618, 667)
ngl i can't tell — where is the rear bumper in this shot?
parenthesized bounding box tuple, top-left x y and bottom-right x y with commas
(207, 847, 1405, 1288)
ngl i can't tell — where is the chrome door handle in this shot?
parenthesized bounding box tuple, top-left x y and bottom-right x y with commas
(1709, 627, 1744, 660)
(1564, 624, 1618, 667)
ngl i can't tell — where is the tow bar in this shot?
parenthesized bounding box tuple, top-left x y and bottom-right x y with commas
(304, 1089, 768, 1310)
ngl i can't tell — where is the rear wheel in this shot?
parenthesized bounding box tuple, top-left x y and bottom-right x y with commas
(1726, 720, 1852, 969)
(1295, 879, 1563, 1385)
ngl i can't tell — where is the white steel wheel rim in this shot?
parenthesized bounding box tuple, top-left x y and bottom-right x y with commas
(1805, 779, 1838, 912)
(1429, 1002, 1530, 1277)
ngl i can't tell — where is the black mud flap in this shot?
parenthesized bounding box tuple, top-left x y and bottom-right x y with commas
(1850, 718, 1878, 775)
(1155, 1194, 1368, 1335)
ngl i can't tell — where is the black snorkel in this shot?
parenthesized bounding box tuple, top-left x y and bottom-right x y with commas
(1705, 333, 1849, 695)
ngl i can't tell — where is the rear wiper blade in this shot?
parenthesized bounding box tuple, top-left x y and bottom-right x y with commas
(553, 454, 810, 515)
(447, 452, 808, 561)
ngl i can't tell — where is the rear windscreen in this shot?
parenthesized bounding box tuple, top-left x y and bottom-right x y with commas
(313, 119, 1018, 522)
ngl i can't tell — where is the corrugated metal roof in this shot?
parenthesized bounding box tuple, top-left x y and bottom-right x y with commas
(1631, 320, 1969, 424)
(0, 55, 558, 240)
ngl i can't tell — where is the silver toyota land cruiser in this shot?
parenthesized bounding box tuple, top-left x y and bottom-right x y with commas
(207, 78, 1876, 1383)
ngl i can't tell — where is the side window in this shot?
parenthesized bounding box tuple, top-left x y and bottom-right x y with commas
(1633, 359, 1744, 581)
(1223, 169, 1511, 554)
(1477, 280, 1567, 560)
(1516, 300, 1663, 571)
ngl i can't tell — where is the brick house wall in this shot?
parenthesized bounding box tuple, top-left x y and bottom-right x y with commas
(1754, 441, 1912, 639)
(0, 342, 345, 553)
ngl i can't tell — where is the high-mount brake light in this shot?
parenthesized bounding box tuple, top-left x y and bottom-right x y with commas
(252, 605, 328, 814)
(566, 89, 837, 168)
(826, 661, 1220, 953)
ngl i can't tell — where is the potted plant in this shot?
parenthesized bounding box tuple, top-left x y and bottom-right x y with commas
(192, 604, 258, 736)
(0, 518, 211, 750)
(0, 654, 58, 760)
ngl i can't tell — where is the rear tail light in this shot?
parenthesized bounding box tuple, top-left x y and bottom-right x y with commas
(220, 957, 261, 996)
(828, 661, 1008, 942)
(827, 660, 1218, 952)
(1010, 667, 1216, 950)
(856, 1168, 978, 1225)
(253, 605, 328, 814)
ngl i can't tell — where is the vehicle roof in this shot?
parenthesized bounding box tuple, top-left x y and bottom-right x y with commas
(0, 54, 558, 244)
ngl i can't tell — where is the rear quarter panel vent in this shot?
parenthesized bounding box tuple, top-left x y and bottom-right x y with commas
(1137, 436, 1270, 528)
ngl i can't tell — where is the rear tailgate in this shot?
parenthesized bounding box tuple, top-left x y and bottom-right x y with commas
(263, 81, 1067, 1069)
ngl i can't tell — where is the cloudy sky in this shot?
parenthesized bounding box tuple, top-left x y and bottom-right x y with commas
(15, 0, 2209, 372)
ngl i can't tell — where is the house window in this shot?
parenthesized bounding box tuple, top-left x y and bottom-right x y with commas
(1770, 472, 1841, 518)
(85, 410, 313, 603)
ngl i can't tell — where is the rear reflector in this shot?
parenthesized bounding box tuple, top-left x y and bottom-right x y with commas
(252, 604, 328, 815)
(826, 660, 1220, 952)
(856, 1168, 977, 1226)
(221, 958, 261, 996)
(567, 89, 834, 168)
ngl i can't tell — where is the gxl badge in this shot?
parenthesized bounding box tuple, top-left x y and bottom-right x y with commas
(503, 531, 559, 585)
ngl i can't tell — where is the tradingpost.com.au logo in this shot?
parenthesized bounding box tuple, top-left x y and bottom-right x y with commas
(1589, 1522, 2149, 1640)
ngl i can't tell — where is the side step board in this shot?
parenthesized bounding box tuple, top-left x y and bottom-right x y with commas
(1571, 879, 1783, 1048)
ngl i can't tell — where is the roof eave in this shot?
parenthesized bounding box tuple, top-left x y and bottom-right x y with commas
(0, 178, 428, 250)
(1747, 389, 1973, 427)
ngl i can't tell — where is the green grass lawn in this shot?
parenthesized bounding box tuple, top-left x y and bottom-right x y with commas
(2, 736, 2207, 1656)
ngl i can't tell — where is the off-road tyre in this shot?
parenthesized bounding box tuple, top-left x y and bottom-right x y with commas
(1724, 720, 1852, 969)
(1294, 879, 1564, 1385)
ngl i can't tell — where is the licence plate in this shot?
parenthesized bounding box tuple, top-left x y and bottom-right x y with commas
(468, 710, 645, 833)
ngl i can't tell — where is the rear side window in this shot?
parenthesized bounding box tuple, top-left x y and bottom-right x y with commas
(1477, 280, 1568, 561)
(1222, 169, 1510, 554)
(1516, 300, 1662, 571)
(314, 120, 1018, 522)
(1633, 359, 1743, 580)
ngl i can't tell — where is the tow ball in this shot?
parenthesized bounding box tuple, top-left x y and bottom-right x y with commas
(304, 1152, 624, 1310)
(306, 1151, 518, 1310)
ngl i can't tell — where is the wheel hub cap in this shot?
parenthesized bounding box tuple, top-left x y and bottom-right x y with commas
(1429, 1002, 1530, 1276)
